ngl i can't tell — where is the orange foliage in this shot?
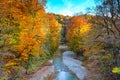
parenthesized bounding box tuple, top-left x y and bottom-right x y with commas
(0, 0, 14, 16)
(1, 0, 60, 76)
(15, 3, 46, 57)
(43, 13, 61, 55)
(67, 16, 91, 40)
(66, 16, 91, 52)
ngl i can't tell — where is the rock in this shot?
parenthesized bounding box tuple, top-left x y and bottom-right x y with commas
(62, 51, 87, 80)
(30, 65, 54, 80)
(59, 45, 68, 51)
(48, 60, 53, 64)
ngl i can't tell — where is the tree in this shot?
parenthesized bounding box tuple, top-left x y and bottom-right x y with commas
(1, 0, 49, 76)
(66, 16, 91, 54)
(89, 0, 120, 79)
(95, 0, 120, 38)
(43, 13, 61, 57)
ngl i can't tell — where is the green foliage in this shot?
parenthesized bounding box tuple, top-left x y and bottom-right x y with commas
(60, 27, 67, 44)
(112, 67, 120, 74)
(43, 35, 59, 57)
(66, 16, 91, 54)
(99, 53, 113, 75)
(0, 0, 61, 79)
(0, 17, 20, 52)
(25, 55, 48, 74)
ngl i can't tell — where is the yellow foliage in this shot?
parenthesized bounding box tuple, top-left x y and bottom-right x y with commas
(1, 0, 59, 78)
(5, 62, 16, 67)
(112, 67, 120, 74)
(3, 68, 11, 74)
(14, 4, 47, 57)
(66, 16, 92, 52)
(80, 25, 91, 35)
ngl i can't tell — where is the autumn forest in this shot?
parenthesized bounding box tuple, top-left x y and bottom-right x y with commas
(0, 0, 120, 80)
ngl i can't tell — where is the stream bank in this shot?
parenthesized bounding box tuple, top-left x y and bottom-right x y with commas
(29, 45, 87, 80)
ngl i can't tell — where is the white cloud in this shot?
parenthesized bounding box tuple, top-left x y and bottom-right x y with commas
(59, 3, 84, 16)
(60, 10, 73, 16)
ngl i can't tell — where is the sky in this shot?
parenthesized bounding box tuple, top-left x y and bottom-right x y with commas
(45, 0, 96, 16)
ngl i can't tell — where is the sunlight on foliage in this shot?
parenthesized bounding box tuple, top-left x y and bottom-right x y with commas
(66, 16, 91, 52)
(0, 0, 60, 78)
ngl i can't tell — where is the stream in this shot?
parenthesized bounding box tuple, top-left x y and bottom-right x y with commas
(53, 45, 87, 80)
(54, 56, 79, 80)
(30, 45, 87, 80)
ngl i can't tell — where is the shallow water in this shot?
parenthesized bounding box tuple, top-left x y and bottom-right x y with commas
(55, 71, 78, 80)
(54, 57, 79, 80)
(48, 45, 87, 80)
